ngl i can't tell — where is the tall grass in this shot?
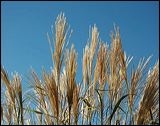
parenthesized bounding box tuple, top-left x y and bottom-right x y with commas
(1, 13, 159, 125)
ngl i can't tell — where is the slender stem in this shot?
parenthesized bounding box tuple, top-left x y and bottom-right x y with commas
(101, 100, 103, 125)
(69, 106, 71, 125)
(82, 108, 84, 125)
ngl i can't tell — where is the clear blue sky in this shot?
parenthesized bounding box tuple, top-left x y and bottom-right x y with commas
(1, 1, 159, 89)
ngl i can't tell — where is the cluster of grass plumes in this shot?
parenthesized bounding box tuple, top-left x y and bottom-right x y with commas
(1, 13, 159, 125)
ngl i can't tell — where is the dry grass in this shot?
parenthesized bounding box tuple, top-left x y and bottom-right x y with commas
(136, 60, 159, 125)
(1, 13, 159, 125)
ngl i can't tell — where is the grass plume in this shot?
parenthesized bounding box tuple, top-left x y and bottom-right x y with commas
(1, 13, 159, 125)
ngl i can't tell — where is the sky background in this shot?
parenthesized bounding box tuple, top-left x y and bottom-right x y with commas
(1, 1, 159, 89)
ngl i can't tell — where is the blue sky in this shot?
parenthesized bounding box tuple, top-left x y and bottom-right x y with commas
(1, 1, 159, 89)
